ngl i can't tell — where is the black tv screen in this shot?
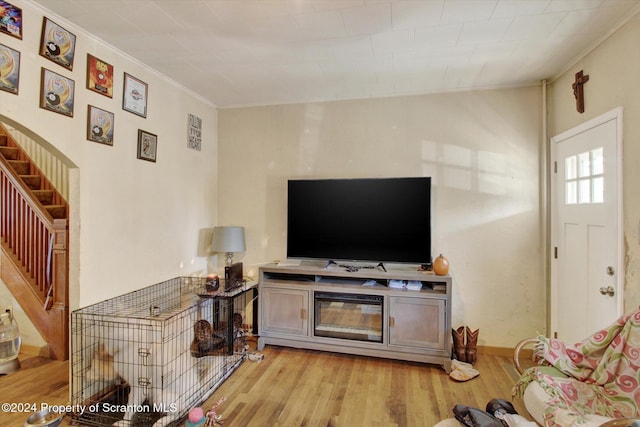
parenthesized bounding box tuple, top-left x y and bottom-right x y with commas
(287, 177, 431, 265)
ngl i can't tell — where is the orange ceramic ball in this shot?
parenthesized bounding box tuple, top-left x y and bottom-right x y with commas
(433, 254, 449, 276)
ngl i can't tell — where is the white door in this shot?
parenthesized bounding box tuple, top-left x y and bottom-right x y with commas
(551, 108, 623, 344)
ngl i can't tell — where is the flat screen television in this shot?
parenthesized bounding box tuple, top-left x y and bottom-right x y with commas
(287, 177, 431, 265)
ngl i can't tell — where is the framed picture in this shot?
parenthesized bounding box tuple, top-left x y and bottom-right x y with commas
(0, 1, 22, 39)
(137, 129, 157, 162)
(87, 105, 114, 146)
(0, 43, 20, 95)
(40, 68, 75, 117)
(87, 54, 113, 97)
(187, 113, 202, 151)
(39, 17, 76, 70)
(123, 73, 148, 117)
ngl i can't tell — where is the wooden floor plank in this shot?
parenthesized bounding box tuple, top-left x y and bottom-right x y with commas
(0, 356, 69, 427)
(0, 346, 533, 426)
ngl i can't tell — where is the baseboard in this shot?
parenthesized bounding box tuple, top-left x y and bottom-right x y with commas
(478, 345, 533, 360)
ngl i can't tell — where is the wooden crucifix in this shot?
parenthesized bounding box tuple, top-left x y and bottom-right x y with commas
(572, 70, 589, 113)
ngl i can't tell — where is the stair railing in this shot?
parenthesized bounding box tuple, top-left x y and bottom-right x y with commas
(1, 151, 68, 297)
(0, 129, 69, 360)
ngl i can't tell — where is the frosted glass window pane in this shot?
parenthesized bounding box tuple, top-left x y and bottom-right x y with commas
(565, 156, 577, 180)
(578, 152, 590, 177)
(593, 177, 604, 203)
(592, 147, 604, 175)
(579, 179, 591, 203)
(566, 181, 577, 204)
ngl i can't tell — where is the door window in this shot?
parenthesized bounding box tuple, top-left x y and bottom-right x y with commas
(565, 147, 604, 205)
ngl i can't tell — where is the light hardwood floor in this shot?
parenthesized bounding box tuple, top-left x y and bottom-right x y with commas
(1, 346, 534, 426)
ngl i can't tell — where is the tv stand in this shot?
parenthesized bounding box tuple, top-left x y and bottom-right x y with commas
(258, 262, 452, 371)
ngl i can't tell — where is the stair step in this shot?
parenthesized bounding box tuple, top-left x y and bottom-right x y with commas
(0, 134, 6, 146)
(32, 190, 54, 205)
(45, 205, 66, 219)
(0, 146, 18, 160)
(20, 175, 41, 190)
(8, 160, 30, 175)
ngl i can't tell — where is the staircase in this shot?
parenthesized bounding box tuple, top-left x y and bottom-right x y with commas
(0, 123, 69, 360)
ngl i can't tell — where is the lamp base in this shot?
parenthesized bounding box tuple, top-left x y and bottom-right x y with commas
(225, 252, 234, 267)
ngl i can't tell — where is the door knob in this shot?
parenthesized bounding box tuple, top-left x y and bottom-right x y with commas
(599, 286, 615, 297)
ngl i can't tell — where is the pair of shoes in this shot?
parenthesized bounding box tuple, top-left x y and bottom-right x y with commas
(453, 404, 502, 427)
(450, 399, 519, 426)
(451, 326, 480, 364)
(449, 359, 479, 381)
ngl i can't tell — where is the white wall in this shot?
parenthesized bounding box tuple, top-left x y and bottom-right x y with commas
(548, 13, 640, 312)
(0, 1, 554, 350)
(0, 284, 46, 348)
(0, 0, 218, 330)
(218, 88, 545, 348)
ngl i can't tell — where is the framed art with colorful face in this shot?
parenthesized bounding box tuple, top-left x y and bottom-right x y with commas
(0, 1, 22, 39)
(40, 67, 75, 117)
(39, 17, 76, 70)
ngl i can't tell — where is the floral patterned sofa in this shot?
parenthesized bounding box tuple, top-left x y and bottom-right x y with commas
(512, 308, 640, 426)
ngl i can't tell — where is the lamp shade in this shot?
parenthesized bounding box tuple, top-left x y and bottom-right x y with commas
(211, 226, 246, 253)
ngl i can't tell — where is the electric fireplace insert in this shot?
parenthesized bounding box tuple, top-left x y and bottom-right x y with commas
(314, 291, 383, 343)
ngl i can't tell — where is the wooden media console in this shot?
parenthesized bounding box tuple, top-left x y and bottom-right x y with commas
(258, 262, 452, 371)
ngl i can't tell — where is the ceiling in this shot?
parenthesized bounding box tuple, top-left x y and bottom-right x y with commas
(32, 0, 640, 108)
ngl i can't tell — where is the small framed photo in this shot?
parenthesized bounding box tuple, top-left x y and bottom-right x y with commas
(87, 54, 113, 97)
(0, 1, 22, 39)
(87, 105, 114, 146)
(137, 129, 157, 162)
(39, 17, 76, 70)
(123, 73, 148, 117)
(40, 68, 75, 117)
(0, 43, 20, 94)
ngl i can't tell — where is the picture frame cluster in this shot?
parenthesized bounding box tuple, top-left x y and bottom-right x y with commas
(1, 1, 164, 163)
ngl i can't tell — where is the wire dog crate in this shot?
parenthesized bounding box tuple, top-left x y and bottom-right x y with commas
(70, 277, 257, 427)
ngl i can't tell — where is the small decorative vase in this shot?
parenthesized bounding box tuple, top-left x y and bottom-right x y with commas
(433, 254, 449, 276)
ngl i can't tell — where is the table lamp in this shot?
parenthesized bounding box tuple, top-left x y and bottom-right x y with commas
(211, 226, 246, 266)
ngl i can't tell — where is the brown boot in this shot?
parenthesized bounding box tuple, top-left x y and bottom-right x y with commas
(465, 327, 479, 364)
(452, 326, 466, 362)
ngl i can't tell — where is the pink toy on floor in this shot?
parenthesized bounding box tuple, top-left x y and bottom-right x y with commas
(205, 397, 226, 426)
